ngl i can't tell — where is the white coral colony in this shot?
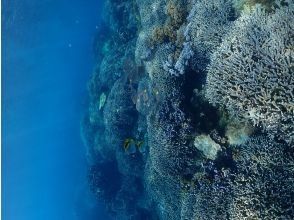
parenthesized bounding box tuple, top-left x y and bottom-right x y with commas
(206, 2, 294, 143)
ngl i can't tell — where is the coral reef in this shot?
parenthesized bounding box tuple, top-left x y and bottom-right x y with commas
(180, 135, 294, 219)
(230, 136, 294, 219)
(233, 0, 276, 12)
(194, 135, 222, 160)
(172, 0, 236, 75)
(103, 78, 138, 146)
(82, 0, 294, 219)
(206, 2, 294, 143)
(225, 121, 253, 145)
(151, 0, 187, 45)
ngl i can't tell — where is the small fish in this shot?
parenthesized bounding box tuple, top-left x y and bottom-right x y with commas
(136, 141, 146, 153)
(123, 138, 147, 154)
(124, 139, 132, 150)
(123, 138, 134, 151)
(136, 141, 144, 148)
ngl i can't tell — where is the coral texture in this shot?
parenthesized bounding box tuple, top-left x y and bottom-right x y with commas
(172, 0, 236, 75)
(230, 136, 294, 219)
(194, 134, 221, 160)
(206, 3, 294, 143)
(83, 0, 294, 219)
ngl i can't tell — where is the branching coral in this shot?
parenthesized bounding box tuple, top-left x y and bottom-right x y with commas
(230, 136, 294, 219)
(185, 0, 235, 57)
(206, 2, 294, 143)
(171, 0, 236, 75)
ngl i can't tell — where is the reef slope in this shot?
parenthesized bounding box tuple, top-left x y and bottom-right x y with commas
(82, 0, 294, 219)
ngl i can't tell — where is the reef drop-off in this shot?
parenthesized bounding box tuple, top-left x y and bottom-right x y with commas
(82, 0, 294, 219)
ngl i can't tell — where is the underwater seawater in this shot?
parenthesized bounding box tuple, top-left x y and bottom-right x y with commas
(2, 0, 112, 219)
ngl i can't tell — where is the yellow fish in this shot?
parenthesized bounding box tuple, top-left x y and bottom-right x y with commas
(136, 141, 144, 149)
(123, 138, 134, 151)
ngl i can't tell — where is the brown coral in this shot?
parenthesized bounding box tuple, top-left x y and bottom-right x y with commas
(151, 0, 187, 45)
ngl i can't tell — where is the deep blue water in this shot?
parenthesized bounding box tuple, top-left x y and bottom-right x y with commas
(2, 0, 111, 219)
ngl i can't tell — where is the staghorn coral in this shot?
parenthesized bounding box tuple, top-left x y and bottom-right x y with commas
(206, 2, 294, 143)
(172, 0, 236, 75)
(185, 0, 235, 56)
(230, 136, 294, 219)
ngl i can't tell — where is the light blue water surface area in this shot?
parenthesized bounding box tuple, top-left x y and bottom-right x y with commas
(2, 0, 111, 219)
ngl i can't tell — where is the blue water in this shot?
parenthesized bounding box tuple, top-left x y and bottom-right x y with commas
(2, 0, 111, 219)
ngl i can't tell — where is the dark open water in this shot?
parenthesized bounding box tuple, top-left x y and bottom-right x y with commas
(2, 0, 111, 219)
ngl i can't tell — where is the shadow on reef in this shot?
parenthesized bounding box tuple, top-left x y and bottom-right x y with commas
(181, 68, 221, 135)
(88, 160, 122, 202)
(82, 0, 294, 219)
